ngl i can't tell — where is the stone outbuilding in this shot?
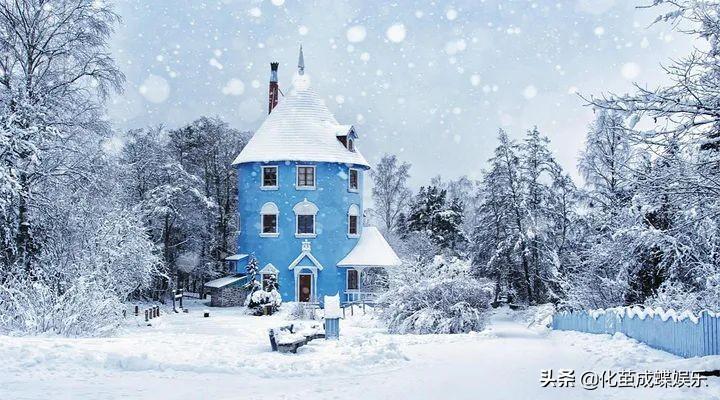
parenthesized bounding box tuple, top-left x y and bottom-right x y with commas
(204, 275, 250, 307)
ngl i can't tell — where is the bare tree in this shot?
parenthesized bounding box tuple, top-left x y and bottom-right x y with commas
(370, 154, 412, 233)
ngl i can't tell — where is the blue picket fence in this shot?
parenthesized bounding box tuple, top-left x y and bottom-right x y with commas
(552, 307, 720, 358)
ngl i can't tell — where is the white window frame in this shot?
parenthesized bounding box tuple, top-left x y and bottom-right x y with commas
(348, 204, 360, 238)
(348, 168, 359, 192)
(261, 165, 278, 190)
(293, 199, 318, 238)
(259, 202, 279, 237)
(346, 268, 360, 291)
(295, 165, 316, 190)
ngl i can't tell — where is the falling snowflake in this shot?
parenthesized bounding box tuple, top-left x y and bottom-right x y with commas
(139, 75, 170, 103)
(222, 79, 245, 96)
(386, 23, 407, 43)
(523, 85, 537, 99)
(346, 25, 367, 43)
(621, 62, 640, 80)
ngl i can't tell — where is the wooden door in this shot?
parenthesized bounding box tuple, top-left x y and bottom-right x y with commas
(299, 274, 312, 302)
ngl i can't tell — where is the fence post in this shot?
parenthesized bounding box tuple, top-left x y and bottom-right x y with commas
(145, 309, 149, 322)
(179, 289, 183, 309)
(134, 305, 139, 316)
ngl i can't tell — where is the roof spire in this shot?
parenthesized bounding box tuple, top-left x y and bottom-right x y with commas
(297, 45, 305, 76)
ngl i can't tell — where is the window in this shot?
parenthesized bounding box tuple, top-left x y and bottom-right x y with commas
(348, 168, 359, 191)
(260, 202, 279, 236)
(347, 269, 359, 290)
(263, 215, 277, 234)
(293, 199, 319, 237)
(348, 204, 360, 237)
(261, 166, 278, 189)
(348, 138, 355, 152)
(297, 215, 315, 235)
(348, 215, 358, 235)
(296, 166, 316, 188)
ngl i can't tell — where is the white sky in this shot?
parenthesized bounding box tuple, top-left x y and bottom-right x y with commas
(107, 0, 693, 187)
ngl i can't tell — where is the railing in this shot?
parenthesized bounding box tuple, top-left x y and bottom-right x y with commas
(552, 307, 720, 358)
(344, 290, 378, 304)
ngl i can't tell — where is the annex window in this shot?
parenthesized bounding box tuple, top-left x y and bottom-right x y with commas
(293, 199, 319, 237)
(261, 166, 278, 189)
(348, 204, 360, 237)
(347, 269, 359, 290)
(260, 202, 279, 236)
(296, 166, 316, 189)
(348, 168, 359, 191)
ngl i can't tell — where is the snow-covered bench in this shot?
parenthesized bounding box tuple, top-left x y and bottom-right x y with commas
(269, 323, 325, 353)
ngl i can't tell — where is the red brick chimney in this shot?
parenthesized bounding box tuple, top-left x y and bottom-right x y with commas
(268, 62, 279, 114)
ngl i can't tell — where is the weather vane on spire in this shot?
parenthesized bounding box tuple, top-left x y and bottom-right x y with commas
(298, 45, 305, 76)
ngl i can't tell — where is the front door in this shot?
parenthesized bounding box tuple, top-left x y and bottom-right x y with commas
(298, 274, 312, 302)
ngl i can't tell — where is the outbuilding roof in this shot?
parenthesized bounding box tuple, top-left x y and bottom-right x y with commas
(337, 227, 402, 268)
(231, 74, 370, 168)
(224, 254, 249, 261)
(204, 275, 247, 289)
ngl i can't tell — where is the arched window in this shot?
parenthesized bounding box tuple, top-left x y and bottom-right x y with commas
(293, 199, 318, 237)
(348, 204, 360, 237)
(260, 202, 279, 236)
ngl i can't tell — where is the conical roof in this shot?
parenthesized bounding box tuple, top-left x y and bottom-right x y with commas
(232, 75, 369, 167)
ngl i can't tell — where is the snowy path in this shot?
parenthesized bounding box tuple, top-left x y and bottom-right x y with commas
(1, 303, 718, 400)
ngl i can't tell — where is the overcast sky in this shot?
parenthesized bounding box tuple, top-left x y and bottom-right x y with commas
(107, 0, 693, 187)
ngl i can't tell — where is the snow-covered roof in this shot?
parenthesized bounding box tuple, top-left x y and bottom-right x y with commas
(232, 75, 370, 168)
(204, 275, 246, 289)
(224, 254, 248, 261)
(259, 263, 279, 274)
(337, 227, 402, 268)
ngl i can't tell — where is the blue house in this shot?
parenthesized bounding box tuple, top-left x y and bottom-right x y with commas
(231, 48, 401, 304)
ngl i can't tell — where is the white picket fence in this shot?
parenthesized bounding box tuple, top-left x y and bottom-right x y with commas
(552, 307, 720, 358)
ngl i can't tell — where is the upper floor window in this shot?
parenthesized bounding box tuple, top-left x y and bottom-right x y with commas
(260, 202, 279, 237)
(296, 165, 316, 189)
(261, 166, 278, 189)
(348, 168, 359, 192)
(348, 204, 360, 237)
(293, 199, 319, 237)
(348, 138, 355, 152)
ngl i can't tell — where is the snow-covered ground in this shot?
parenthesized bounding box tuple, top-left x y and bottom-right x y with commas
(1, 300, 718, 400)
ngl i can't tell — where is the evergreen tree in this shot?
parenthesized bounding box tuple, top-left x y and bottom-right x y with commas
(406, 186, 466, 253)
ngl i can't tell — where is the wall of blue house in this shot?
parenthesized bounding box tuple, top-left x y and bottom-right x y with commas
(235, 160, 367, 302)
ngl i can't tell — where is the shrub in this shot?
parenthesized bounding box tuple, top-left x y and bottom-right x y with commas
(379, 256, 494, 334)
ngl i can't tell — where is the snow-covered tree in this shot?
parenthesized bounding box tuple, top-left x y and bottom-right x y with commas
(469, 128, 578, 305)
(572, 0, 720, 311)
(0, 0, 124, 273)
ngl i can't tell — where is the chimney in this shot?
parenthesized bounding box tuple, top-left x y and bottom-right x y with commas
(268, 62, 279, 114)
